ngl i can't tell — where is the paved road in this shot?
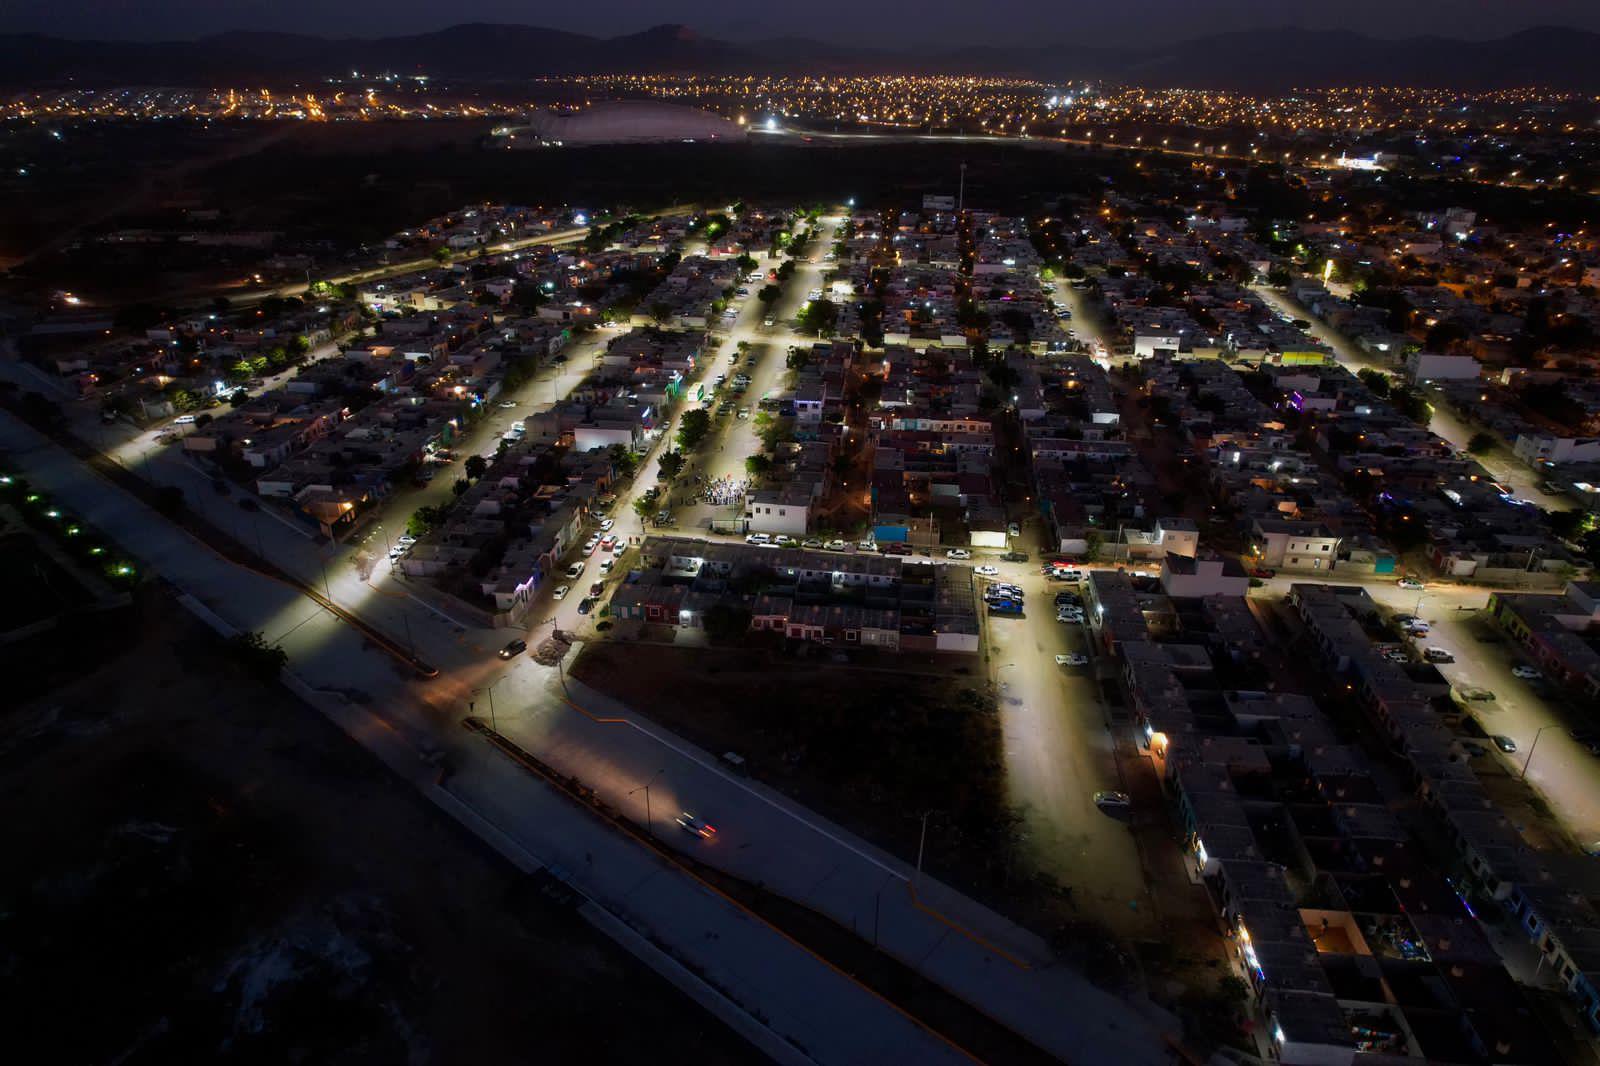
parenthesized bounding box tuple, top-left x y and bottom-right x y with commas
(0, 407, 981, 1066)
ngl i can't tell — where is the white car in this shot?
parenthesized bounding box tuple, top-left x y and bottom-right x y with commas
(774, 535, 794, 546)
(552, 584, 571, 600)
(745, 533, 771, 545)
(599, 518, 615, 532)
(396, 534, 417, 547)
(599, 558, 616, 575)
(974, 565, 999, 577)
(498, 400, 517, 409)
(856, 540, 877, 552)
(1397, 577, 1426, 591)
(1511, 664, 1543, 680)
(1055, 653, 1089, 667)
(565, 562, 585, 579)
(1093, 790, 1131, 811)
(945, 548, 972, 560)
(824, 539, 848, 551)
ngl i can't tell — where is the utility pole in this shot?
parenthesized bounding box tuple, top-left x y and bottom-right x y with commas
(1522, 725, 1554, 779)
(915, 810, 934, 889)
(629, 769, 665, 838)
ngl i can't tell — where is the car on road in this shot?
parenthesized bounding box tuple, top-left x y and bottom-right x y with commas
(1397, 577, 1426, 591)
(675, 812, 718, 839)
(974, 565, 999, 577)
(552, 584, 570, 600)
(774, 535, 795, 547)
(599, 558, 616, 575)
(1400, 620, 1430, 636)
(498, 639, 527, 660)
(396, 534, 416, 547)
(1454, 686, 1495, 702)
(736, 287, 750, 297)
(1001, 551, 1030, 563)
(1093, 791, 1131, 811)
(388, 545, 407, 560)
(745, 532, 771, 545)
(856, 540, 877, 552)
(1055, 653, 1089, 667)
(1007, 522, 1021, 537)
(1250, 567, 1276, 579)
(577, 598, 596, 615)
(589, 581, 605, 598)
(763, 315, 776, 328)
(1511, 664, 1543, 681)
(565, 561, 585, 579)
(801, 538, 823, 549)
(497, 400, 517, 408)
(881, 542, 913, 556)
(945, 548, 972, 560)
(1492, 735, 1518, 753)
(824, 539, 848, 551)
(1423, 647, 1454, 663)
(1054, 591, 1081, 606)
(599, 533, 617, 550)
(598, 518, 614, 532)
(1057, 610, 1085, 624)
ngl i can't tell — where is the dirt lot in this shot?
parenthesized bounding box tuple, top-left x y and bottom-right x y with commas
(571, 639, 1020, 899)
(0, 593, 755, 1064)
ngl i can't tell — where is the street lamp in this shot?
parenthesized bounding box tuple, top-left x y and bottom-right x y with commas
(1521, 724, 1556, 779)
(628, 769, 665, 838)
(471, 682, 501, 733)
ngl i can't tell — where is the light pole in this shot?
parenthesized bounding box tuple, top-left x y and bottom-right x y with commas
(629, 769, 665, 838)
(1521, 725, 1556, 779)
(471, 682, 499, 733)
(915, 810, 937, 889)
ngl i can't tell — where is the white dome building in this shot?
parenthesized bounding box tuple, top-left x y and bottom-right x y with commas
(507, 101, 746, 146)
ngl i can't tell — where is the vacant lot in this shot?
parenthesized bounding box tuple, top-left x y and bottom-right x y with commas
(0, 595, 754, 1064)
(572, 640, 1020, 896)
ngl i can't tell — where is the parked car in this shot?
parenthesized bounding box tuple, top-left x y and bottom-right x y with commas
(1007, 522, 1021, 537)
(856, 540, 877, 552)
(974, 565, 999, 577)
(599, 518, 615, 532)
(945, 548, 972, 560)
(552, 584, 571, 600)
(1511, 664, 1543, 680)
(773, 535, 794, 547)
(802, 538, 823, 549)
(565, 562, 585, 579)
(599, 558, 616, 575)
(1454, 686, 1495, 702)
(824, 539, 848, 551)
(1423, 647, 1454, 663)
(1055, 653, 1089, 667)
(1001, 551, 1030, 563)
(676, 812, 718, 839)
(1491, 735, 1518, 753)
(881, 543, 912, 556)
(745, 533, 772, 545)
(577, 598, 595, 615)
(1397, 577, 1426, 591)
(589, 581, 605, 598)
(1093, 791, 1131, 810)
(498, 639, 527, 660)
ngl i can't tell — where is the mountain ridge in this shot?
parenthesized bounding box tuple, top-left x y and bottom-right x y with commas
(2, 22, 1598, 92)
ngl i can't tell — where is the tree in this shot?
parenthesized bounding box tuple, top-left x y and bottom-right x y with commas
(649, 301, 673, 325)
(608, 444, 640, 478)
(464, 454, 489, 480)
(657, 449, 685, 481)
(676, 408, 711, 451)
(734, 253, 757, 273)
(451, 477, 470, 497)
(1266, 266, 1293, 288)
(757, 284, 782, 306)
(796, 298, 838, 336)
(632, 487, 661, 530)
(407, 505, 444, 537)
(432, 247, 454, 264)
(1467, 432, 1497, 455)
(222, 631, 288, 682)
(745, 454, 772, 477)
(1356, 368, 1391, 397)
(288, 334, 311, 356)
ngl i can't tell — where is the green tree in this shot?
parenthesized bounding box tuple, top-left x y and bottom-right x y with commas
(758, 284, 782, 306)
(223, 631, 288, 682)
(745, 453, 772, 477)
(1356, 368, 1391, 397)
(1467, 432, 1497, 455)
(432, 247, 454, 264)
(676, 408, 711, 451)
(796, 298, 838, 336)
(465, 454, 489, 480)
(632, 487, 661, 530)
(657, 449, 686, 481)
(407, 506, 443, 537)
(608, 444, 640, 478)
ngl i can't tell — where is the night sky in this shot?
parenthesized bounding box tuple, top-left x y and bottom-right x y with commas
(5, 0, 1599, 46)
